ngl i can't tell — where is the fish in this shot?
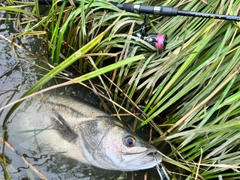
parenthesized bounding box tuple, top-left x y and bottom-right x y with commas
(7, 92, 162, 171)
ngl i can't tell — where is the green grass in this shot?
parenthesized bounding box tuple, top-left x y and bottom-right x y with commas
(1, 0, 240, 179)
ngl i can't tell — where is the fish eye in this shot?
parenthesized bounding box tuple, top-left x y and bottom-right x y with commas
(124, 136, 136, 147)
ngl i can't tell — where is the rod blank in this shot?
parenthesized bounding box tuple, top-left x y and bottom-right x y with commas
(177, 10, 240, 21)
(111, 2, 240, 21)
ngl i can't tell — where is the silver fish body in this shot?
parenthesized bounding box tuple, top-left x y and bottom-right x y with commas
(8, 93, 161, 171)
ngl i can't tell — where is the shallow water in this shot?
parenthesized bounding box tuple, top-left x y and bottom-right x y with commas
(0, 10, 161, 180)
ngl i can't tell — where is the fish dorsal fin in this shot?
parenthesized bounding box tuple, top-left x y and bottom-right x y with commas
(78, 117, 114, 150)
(50, 109, 78, 142)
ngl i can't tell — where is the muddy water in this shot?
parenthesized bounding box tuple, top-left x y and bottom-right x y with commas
(0, 10, 160, 180)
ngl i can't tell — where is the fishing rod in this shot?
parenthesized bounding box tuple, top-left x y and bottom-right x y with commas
(38, 0, 240, 21)
(111, 1, 240, 50)
(37, 0, 240, 50)
(111, 2, 240, 21)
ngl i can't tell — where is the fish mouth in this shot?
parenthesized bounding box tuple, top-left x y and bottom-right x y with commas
(120, 149, 162, 171)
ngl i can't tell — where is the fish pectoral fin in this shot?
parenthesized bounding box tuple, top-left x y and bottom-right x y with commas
(50, 109, 78, 142)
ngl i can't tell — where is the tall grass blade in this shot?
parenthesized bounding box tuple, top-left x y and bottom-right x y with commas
(2, 12, 124, 126)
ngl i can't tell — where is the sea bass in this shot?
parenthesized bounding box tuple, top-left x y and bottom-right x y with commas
(8, 92, 162, 171)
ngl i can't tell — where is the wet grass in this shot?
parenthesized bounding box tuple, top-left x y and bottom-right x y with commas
(1, 0, 240, 179)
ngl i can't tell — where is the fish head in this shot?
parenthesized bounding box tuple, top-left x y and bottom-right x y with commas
(101, 126, 162, 171)
(78, 117, 162, 171)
